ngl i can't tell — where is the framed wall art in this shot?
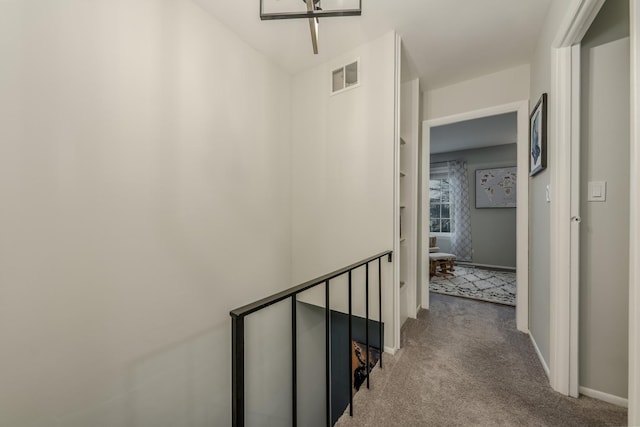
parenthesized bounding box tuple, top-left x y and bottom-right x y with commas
(530, 93, 547, 176)
(476, 167, 517, 208)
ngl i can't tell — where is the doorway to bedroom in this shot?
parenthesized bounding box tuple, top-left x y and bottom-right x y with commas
(421, 101, 529, 332)
(428, 113, 517, 307)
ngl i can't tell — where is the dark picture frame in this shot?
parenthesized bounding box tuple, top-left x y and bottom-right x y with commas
(529, 93, 547, 176)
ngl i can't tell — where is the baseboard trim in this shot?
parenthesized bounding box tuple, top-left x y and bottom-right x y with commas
(456, 262, 516, 272)
(579, 386, 628, 408)
(384, 346, 398, 355)
(529, 333, 550, 378)
(416, 304, 422, 312)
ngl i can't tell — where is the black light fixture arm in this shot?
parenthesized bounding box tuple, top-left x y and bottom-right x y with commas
(259, 0, 361, 54)
(259, 0, 361, 21)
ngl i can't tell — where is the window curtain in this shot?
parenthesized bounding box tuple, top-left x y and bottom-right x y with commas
(448, 160, 472, 261)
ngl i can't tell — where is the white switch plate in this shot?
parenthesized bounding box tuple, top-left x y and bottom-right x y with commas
(588, 181, 606, 202)
(546, 185, 551, 203)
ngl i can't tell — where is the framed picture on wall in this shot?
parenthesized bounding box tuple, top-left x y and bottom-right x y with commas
(530, 93, 547, 176)
(476, 167, 517, 208)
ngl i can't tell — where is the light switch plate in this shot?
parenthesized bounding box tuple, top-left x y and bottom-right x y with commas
(588, 181, 606, 202)
(546, 185, 551, 203)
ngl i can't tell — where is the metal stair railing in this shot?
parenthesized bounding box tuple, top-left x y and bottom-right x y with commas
(230, 250, 392, 426)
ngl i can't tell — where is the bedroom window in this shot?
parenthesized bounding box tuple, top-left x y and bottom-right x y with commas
(430, 178, 453, 233)
(430, 163, 454, 234)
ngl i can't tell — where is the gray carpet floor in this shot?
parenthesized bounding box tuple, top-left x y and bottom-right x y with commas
(336, 293, 627, 427)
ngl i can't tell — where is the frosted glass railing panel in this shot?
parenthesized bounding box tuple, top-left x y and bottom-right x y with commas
(296, 286, 327, 427)
(351, 265, 366, 322)
(244, 299, 292, 427)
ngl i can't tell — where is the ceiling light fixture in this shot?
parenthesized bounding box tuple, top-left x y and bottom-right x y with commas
(259, 0, 362, 55)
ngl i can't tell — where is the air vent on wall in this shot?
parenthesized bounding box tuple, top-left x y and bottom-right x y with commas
(331, 59, 360, 95)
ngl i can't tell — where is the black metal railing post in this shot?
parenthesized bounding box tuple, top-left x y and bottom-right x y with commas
(379, 258, 383, 369)
(348, 270, 353, 417)
(365, 262, 370, 389)
(325, 280, 331, 427)
(231, 315, 245, 427)
(291, 295, 297, 427)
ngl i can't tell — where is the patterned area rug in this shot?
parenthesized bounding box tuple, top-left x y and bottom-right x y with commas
(430, 265, 516, 306)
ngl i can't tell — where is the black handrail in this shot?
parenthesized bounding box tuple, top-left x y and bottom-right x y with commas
(230, 250, 392, 427)
(230, 250, 392, 318)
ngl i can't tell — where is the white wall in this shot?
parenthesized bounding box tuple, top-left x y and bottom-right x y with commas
(401, 44, 420, 84)
(290, 32, 396, 349)
(527, 0, 576, 368)
(579, 0, 630, 400)
(422, 64, 530, 120)
(0, 1, 292, 426)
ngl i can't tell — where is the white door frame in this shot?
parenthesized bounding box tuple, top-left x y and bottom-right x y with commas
(548, 0, 604, 398)
(629, 0, 640, 423)
(393, 32, 402, 352)
(552, 3, 640, 418)
(420, 100, 530, 333)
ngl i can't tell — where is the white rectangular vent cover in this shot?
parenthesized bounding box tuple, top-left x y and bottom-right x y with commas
(331, 59, 359, 94)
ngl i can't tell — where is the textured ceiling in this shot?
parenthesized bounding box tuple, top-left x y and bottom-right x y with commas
(195, 0, 552, 89)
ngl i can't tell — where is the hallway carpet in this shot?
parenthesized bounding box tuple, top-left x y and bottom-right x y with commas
(335, 293, 627, 427)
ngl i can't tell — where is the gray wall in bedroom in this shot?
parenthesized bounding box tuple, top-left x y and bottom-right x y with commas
(430, 143, 517, 268)
(579, 0, 629, 399)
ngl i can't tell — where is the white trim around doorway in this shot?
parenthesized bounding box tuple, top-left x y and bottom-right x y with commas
(420, 100, 530, 333)
(548, 0, 604, 399)
(629, 0, 640, 423)
(393, 32, 402, 353)
(552, 3, 640, 420)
